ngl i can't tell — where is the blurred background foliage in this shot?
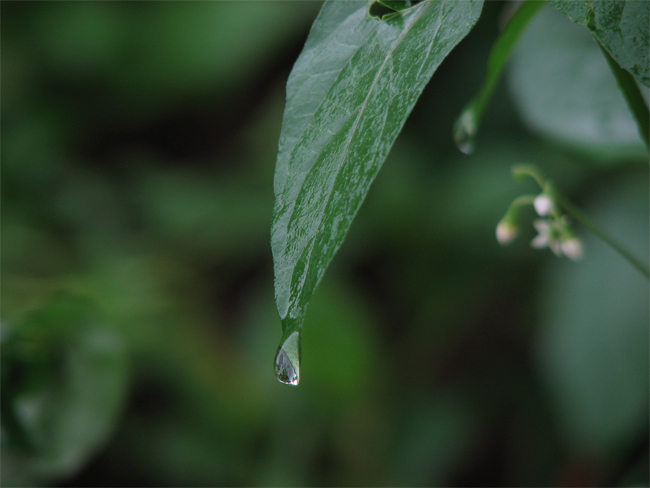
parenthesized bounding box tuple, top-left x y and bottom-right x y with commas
(2, 1, 648, 486)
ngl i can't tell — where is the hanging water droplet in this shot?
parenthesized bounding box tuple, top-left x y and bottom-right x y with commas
(274, 330, 300, 385)
(453, 108, 477, 155)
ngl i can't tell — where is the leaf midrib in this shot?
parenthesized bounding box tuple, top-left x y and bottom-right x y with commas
(285, 0, 437, 312)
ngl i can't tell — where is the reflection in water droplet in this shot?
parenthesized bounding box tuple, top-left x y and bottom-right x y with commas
(453, 108, 477, 155)
(275, 348, 298, 385)
(274, 330, 300, 385)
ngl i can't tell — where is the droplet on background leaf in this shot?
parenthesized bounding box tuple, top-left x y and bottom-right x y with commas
(453, 109, 477, 155)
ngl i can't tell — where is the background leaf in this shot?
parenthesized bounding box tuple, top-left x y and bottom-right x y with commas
(272, 0, 484, 333)
(508, 4, 648, 161)
(548, 0, 650, 87)
(536, 176, 649, 465)
(1, 298, 128, 487)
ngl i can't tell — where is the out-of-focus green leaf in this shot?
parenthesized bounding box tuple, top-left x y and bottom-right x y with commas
(548, 0, 649, 87)
(136, 167, 270, 261)
(391, 394, 477, 485)
(1, 297, 128, 487)
(111, 1, 320, 111)
(301, 275, 379, 400)
(509, 5, 648, 161)
(272, 0, 484, 348)
(536, 177, 649, 458)
(31, 2, 124, 77)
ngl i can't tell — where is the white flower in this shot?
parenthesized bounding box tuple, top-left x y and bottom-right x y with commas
(531, 219, 551, 248)
(561, 238, 583, 260)
(496, 220, 517, 245)
(533, 194, 554, 217)
(531, 219, 562, 256)
(531, 218, 583, 260)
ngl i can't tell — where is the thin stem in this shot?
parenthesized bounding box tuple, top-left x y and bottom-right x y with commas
(598, 42, 650, 150)
(512, 194, 536, 207)
(512, 164, 545, 188)
(472, 0, 545, 119)
(453, 0, 544, 153)
(552, 189, 650, 279)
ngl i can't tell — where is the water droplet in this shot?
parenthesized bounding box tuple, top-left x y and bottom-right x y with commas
(453, 108, 477, 155)
(274, 330, 300, 385)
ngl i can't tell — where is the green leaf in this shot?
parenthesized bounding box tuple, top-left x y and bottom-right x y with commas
(271, 0, 484, 374)
(454, 0, 545, 154)
(548, 0, 650, 87)
(508, 5, 648, 161)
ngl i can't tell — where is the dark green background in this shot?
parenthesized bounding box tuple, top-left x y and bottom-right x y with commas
(2, 1, 648, 486)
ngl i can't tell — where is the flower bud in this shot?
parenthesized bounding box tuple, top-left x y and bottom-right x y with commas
(533, 194, 553, 217)
(496, 220, 517, 245)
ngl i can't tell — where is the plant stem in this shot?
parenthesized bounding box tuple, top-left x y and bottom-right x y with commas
(511, 164, 546, 188)
(512, 194, 536, 207)
(453, 1, 544, 154)
(598, 42, 650, 150)
(554, 190, 650, 279)
(471, 0, 545, 119)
